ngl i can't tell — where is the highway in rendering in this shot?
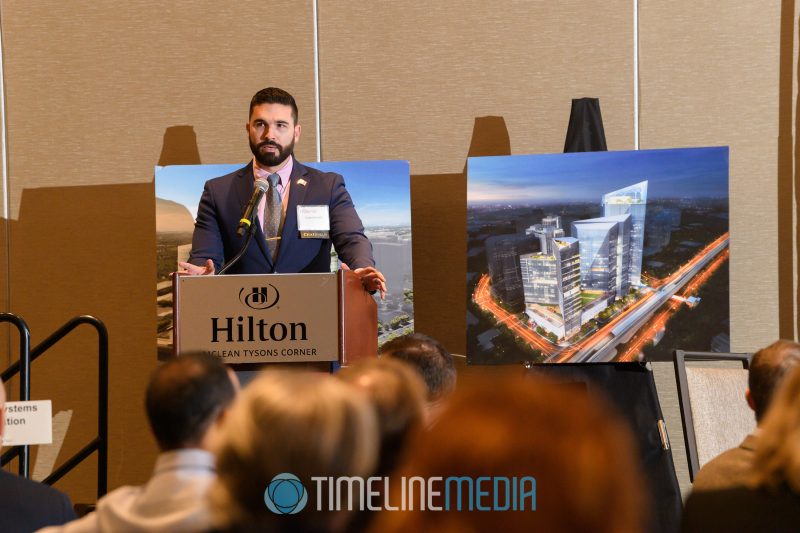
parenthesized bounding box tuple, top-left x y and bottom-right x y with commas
(472, 232, 730, 363)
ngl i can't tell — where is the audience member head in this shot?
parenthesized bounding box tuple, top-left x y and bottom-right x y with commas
(750, 365, 800, 494)
(370, 374, 646, 533)
(379, 333, 456, 402)
(747, 339, 800, 423)
(145, 353, 238, 452)
(337, 358, 427, 476)
(210, 370, 379, 533)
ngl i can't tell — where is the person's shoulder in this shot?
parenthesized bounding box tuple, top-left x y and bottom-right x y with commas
(683, 486, 800, 533)
(0, 469, 75, 523)
(691, 445, 754, 492)
(0, 469, 70, 503)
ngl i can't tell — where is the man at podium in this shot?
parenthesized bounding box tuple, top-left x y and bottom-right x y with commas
(179, 87, 385, 298)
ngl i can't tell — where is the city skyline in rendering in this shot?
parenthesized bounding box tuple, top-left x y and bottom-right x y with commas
(467, 147, 730, 365)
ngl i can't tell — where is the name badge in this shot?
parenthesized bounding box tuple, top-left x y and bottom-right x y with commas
(297, 205, 330, 239)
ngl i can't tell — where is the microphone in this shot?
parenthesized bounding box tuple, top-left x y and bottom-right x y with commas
(236, 178, 270, 236)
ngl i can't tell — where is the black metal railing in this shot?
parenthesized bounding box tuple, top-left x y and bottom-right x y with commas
(1, 313, 108, 497)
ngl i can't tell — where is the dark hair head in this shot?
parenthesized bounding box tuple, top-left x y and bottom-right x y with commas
(145, 353, 236, 451)
(249, 87, 298, 123)
(749, 339, 800, 422)
(379, 333, 456, 401)
(337, 358, 427, 476)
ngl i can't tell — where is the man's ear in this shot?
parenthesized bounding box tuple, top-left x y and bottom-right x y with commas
(294, 123, 302, 143)
(745, 388, 756, 412)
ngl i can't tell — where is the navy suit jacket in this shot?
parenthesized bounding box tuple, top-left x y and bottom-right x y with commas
(188, 160, 374, 274)
(0, 469, 76, 532)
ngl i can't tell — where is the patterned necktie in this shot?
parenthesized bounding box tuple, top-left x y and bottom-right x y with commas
(264, 173, 282, 261)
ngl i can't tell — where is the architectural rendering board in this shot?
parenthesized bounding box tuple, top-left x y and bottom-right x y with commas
(466, 147, 729, 364)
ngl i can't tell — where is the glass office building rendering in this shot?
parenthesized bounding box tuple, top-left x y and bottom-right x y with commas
(553, 237, 581, 338)
(602, 180, 647, 286)
(526, 215, 565, 256)
(520, 252, 559, 305)
(571, 213, 632, 299)
(492, 183, 647, 342)
(520, 217, 582, 339)
(485, 234, 525, 311)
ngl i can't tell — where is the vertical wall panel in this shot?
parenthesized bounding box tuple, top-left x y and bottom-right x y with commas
(639, 2, 781, 352)
(319, 0, 635, 352)
(0, 0, 316, 500)
(319, 1, 634, 173)
(0, 41, 8, 370)
(775, 0, 795, 339)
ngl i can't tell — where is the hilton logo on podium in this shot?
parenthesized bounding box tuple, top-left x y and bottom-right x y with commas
(240, 285, 280, 310)
(177, 273, 338, 362)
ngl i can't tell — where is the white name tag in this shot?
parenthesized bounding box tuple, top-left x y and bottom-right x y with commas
(3, 400, 53, 445)
(297, 205, 330, 238)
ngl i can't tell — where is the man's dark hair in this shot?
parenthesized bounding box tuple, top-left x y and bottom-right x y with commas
(379, 333, 456, 400)
(145, 353, 236, 450)
(749, 339, 800, 422)
(249, 87, 298, 123)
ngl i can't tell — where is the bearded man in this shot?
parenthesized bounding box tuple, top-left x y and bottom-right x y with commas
(180, 87, 385, 296)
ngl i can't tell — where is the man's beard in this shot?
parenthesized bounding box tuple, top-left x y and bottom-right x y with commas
(250, 138, 295, 168)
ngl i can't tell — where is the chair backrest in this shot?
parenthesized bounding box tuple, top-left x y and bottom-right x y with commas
(673, 350, 753, 481)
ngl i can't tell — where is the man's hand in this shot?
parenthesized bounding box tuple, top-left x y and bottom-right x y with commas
(341, 263, 386, 300)
(177, 259, 215, 276)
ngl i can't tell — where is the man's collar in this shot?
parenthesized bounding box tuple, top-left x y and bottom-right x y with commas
(253, 155, 294, 185)
(153, 448, 215, 475)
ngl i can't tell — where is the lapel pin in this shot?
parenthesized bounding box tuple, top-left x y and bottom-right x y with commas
(297, 178, 308, 187)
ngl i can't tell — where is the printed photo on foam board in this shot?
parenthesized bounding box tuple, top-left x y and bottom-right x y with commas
(466, 147, 729, 364)
(154, 160, 412, 358)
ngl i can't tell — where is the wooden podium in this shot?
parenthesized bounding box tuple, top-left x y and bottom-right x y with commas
(172, 270, 377, 370)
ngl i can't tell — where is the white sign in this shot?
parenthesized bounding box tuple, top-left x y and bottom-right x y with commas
(3, 400, 53, 446)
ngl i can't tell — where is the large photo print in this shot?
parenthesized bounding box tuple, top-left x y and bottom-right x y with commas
(155, 160, 412, 358)
(466, 147, 729, 364)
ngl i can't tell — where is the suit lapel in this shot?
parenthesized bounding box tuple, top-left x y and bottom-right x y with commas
(236, 163, 273, 269)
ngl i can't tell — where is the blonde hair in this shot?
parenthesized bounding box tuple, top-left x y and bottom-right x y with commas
(750, 365, 800, 493)
(210, 370, 378, 532)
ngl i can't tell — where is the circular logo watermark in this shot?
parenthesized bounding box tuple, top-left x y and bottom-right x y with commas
(264, 473, 308, 514)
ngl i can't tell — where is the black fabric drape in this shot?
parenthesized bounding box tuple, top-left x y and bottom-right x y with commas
(527, 363, 682, 533)
(563, 97, 608, 152)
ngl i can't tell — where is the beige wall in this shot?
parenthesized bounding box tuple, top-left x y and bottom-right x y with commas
(0, 0, 787, 499)
(318, 1, 635, 171)
(639, 1, 781, 353)
(0, 0, 317, 501)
